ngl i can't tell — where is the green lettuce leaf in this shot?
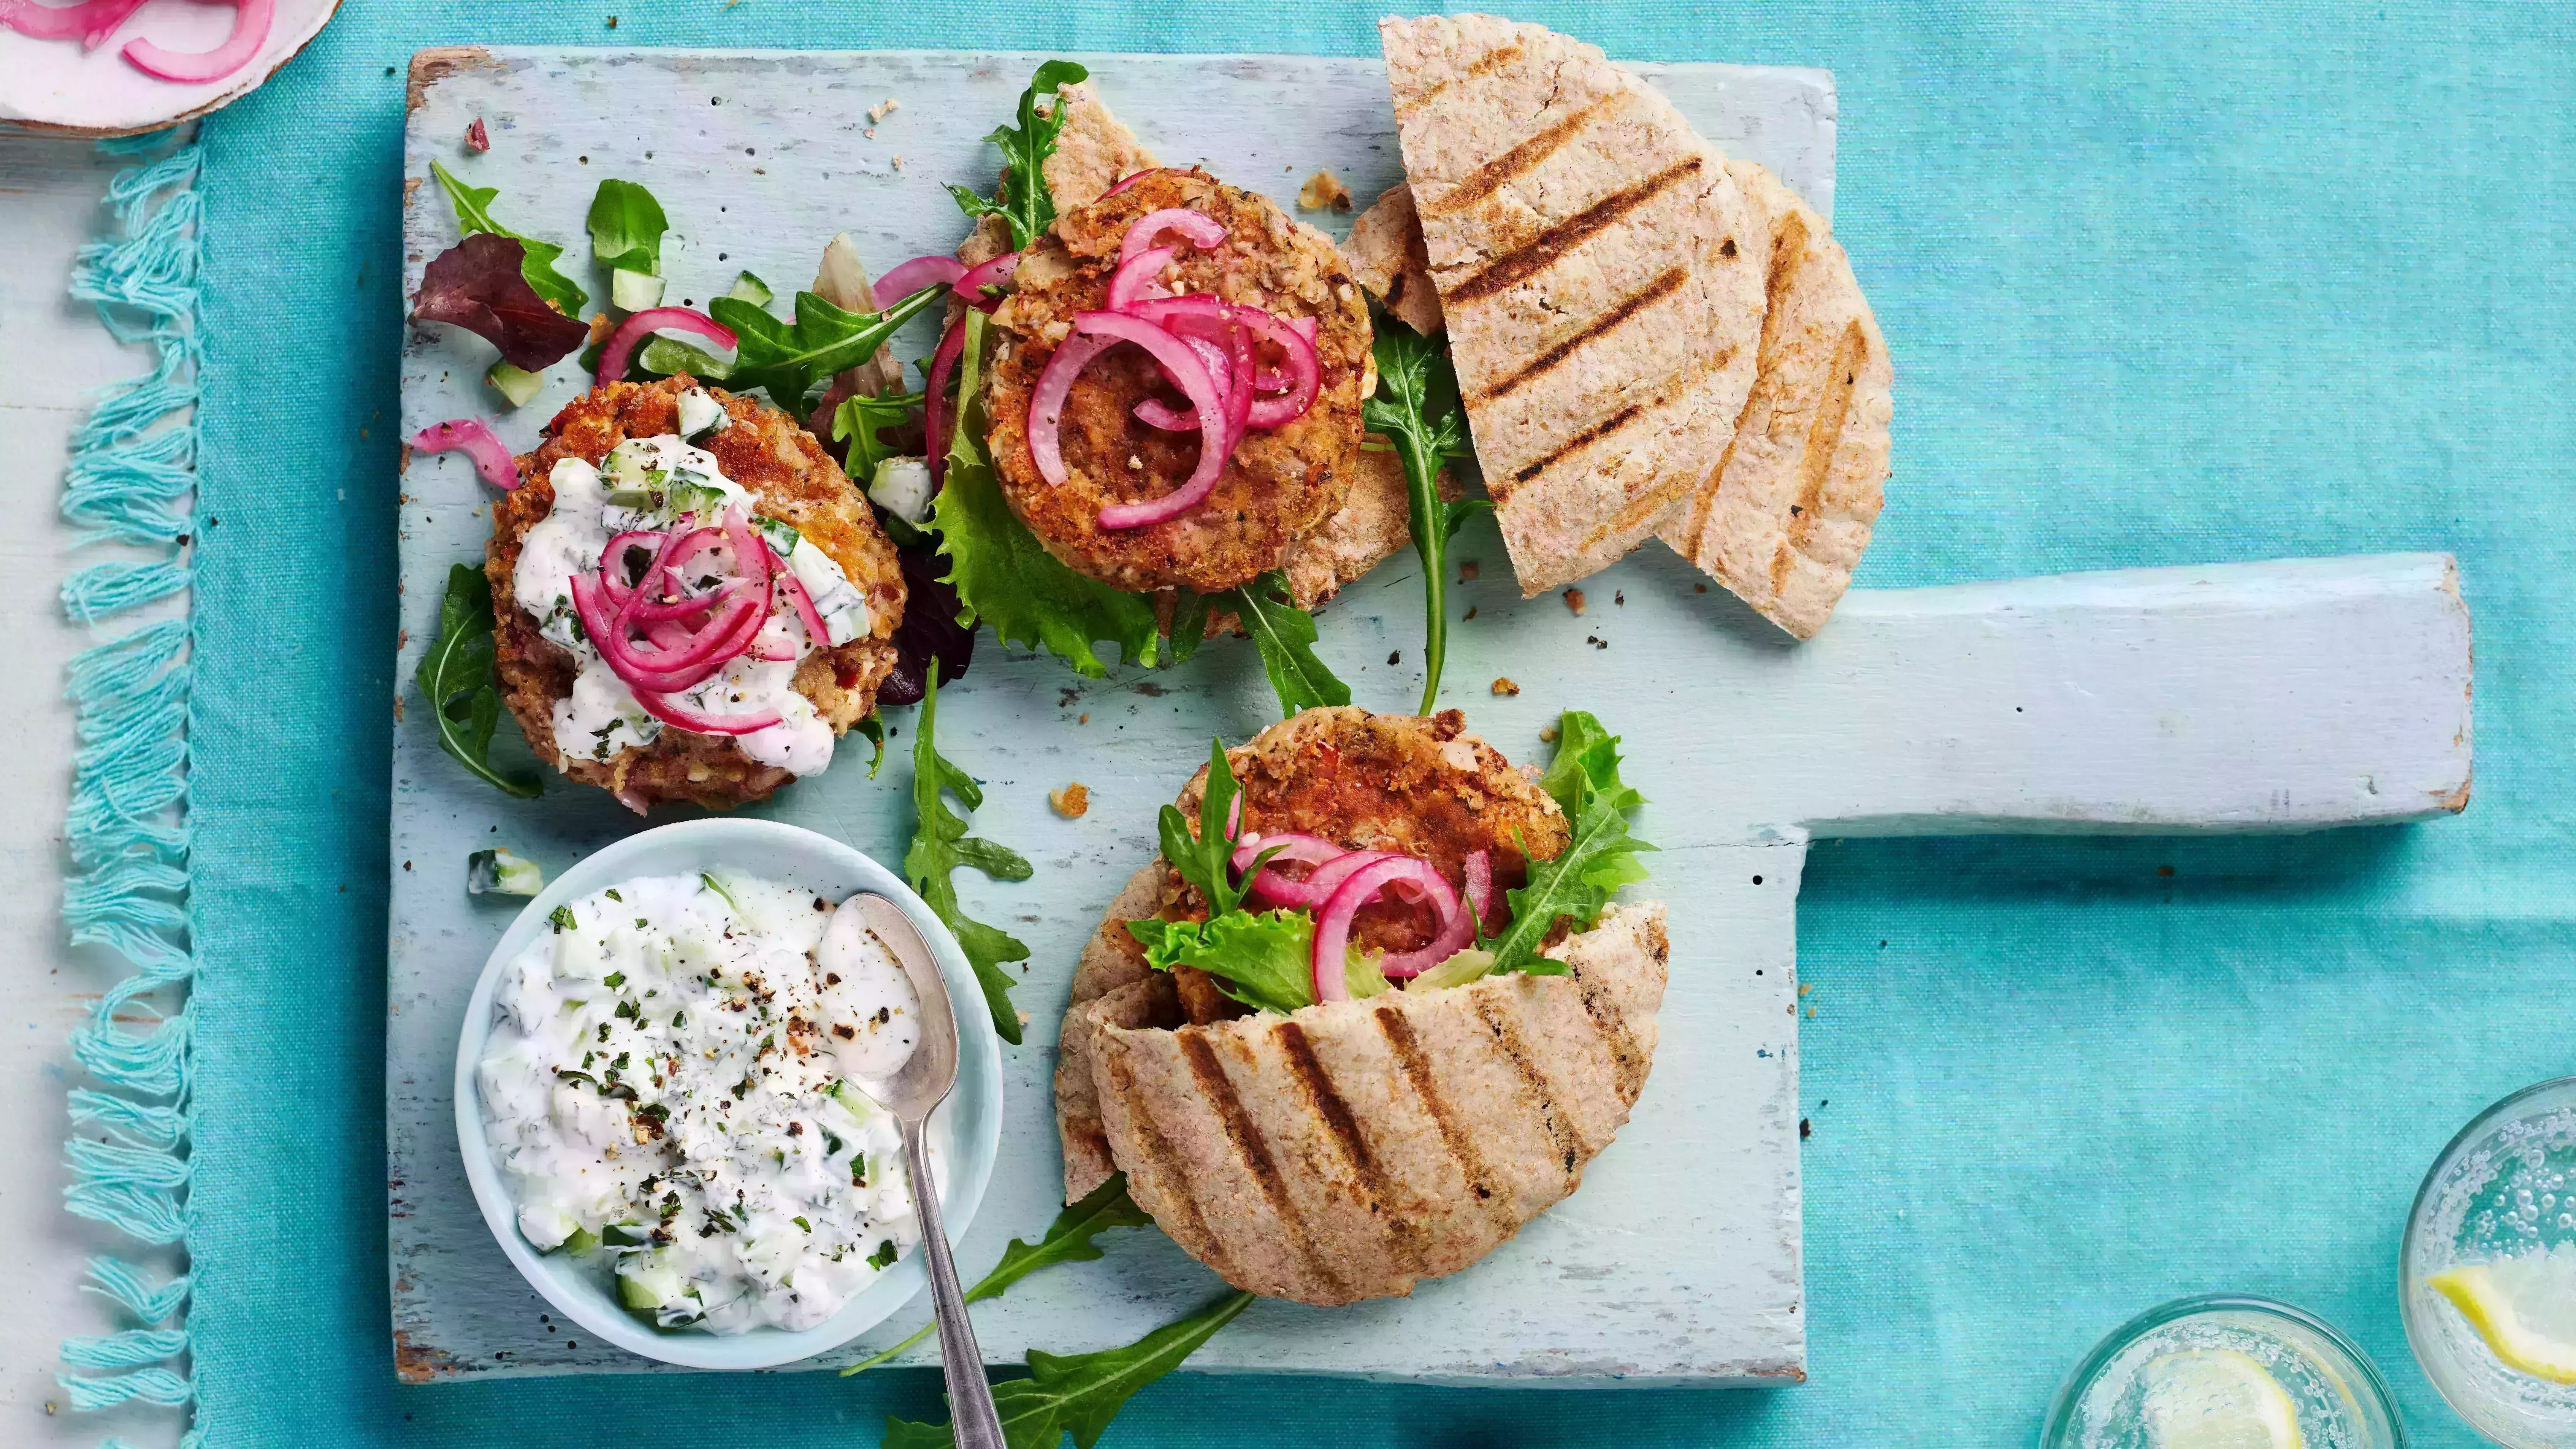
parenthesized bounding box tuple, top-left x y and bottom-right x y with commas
(1129, 910, 1317, 1016)
(883, 1288, 1253, 1449)
(842, 1174, 1152, 1377)
(586, 178, 668, 276)
(415, 563, 542, 799)
(1487, 711, 1655, 977)
(931, 311, 1165, 678)
(708, 283, 948, 414)
(430, 159, 587, 316)
(1363, 313, 1490, 712)
(1219, 570, 1349, 719)
(946, 60, 1091, 253)
(834, 387, 926, 482)
(902, 672, 1035, 1044)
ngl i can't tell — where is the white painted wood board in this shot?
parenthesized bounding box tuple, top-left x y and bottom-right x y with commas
(388, 49, 2471, 1389)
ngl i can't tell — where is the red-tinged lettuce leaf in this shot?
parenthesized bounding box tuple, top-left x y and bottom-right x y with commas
(414, 233, 591, 371)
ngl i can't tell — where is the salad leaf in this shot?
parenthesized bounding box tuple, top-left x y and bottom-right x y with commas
(842, 1175, 1152, 1378)
(428, 159, 587, 316)
(1154, 739, 1278, 918)
(1127, 909, 1399, 1015)
(854, 715, 888, 778)
(880, 544, 979, 707)
(413, 233, 592, 371)
(903, 671, 1035, 1045)
(585, 178, 668, 276)
(883, 1288, 1253, 1449)
(946, 60, 1091, 253)
(415, 563, 542, 799)
(932, 312, 1165, 678)
(709, 284, 948, 414)
(634, 335, 735, 384)
(1219, 571, 1349, 718)
(1362, 312, 1489, 713)
(834, 387, 926, 483)
(1485, 711, 1654, 978)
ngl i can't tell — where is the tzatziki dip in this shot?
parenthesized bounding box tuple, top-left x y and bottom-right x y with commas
(477, 872, 925, 1333)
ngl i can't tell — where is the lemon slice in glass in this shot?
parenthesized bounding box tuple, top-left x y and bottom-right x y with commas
(2430, 1243, 2576, 1384)
(2137, 1348, 2304, 1449)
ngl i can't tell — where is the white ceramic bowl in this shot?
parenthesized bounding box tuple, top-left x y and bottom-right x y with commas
(452, 818, 1002, 1370)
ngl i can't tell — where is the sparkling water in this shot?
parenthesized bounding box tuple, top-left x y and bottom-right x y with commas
(2045, 1297, 2404, 1449)
(2404, 1081, 2576, 1448)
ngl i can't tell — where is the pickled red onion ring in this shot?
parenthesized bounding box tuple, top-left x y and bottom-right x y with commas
(1025, 334, 1111, 490)
(1102, 168, 1171, 198)
(1231, 833, 1349, 908)
(1312, 856, 1463, 999)
(120, 0, 273, 83)
(772, 555, 834, 647)
(923, 317, 969, 488)
(955, 250, 1021, 311)
(1104, 245, 1177, 312)
(873, 255, 968, 310)
(596, 307, 736, 384)
(1464, 850, 1498, 934)
(633, 689, 782, 737)
(1118, 208, 1226, 266)
(3, 0, 142, 44)
(1069, 312, 1231, 529)
(411, 417, 520, 491)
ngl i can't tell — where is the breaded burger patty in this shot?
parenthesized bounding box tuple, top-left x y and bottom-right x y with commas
(486, 376, 906, 811)
(985, 169, 1373, 594)
(1158, 707, 1572, 1021)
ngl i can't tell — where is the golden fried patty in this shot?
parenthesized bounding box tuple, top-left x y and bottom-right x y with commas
(485, 376, 906, 812)
(1159, 707, 1572, 1021)
(985, 169, 1373, 595)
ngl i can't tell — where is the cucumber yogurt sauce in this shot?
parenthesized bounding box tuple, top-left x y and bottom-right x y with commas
(477, 871, 926, 1333)
(510, 390, 877, 777)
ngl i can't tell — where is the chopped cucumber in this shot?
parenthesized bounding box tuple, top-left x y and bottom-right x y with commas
(725, 270, 774, 307)
(677, 388, 729, 439)
(484, 361, 546, 409)
(604, 481, 731, 520)
(466, 847, 545, 896)
(557, 1226, 601, 1256)
(639, 336, 733, 382)
(600, 1221, 650, 1248)
(610, 267, 666, 312)
(752, 515, 799, 557)
(869, 456, 935, 525)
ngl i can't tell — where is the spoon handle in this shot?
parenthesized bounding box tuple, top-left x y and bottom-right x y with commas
(904, 1117, 1006, 1449)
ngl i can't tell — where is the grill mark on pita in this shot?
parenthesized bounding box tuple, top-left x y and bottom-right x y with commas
(1446, 156, 1704, 306)
(1178, 1029, 1345, 1299)
(1108, 1040, 1232, 1280)
(1564, 954, 1648, 1101)
(1275, 1020, 1424, 1278)
(1395, 42, 1528, 118)
(1472, 989, 1588, 1179)
(1683, 210, 1808, 564)
(1420, 89, 1636, 220)
(1473, 266, 1689, 406)
(1375, 1005, 1506, 1213)
(1769, 318, 1867, 597)
(1508, 335, 1739, 496)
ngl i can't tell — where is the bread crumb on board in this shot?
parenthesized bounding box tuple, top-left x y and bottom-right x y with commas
(1050, 783, 1091, 818)
(1492, 677, 1520, 697)
(1297, 169, 1352, 212)
(867, 98, 902, 124)
(1563, 587, 1587, 615)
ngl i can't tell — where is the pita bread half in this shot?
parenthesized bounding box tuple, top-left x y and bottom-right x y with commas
(1658, 160, 1892, 639)
(1379, 14, 1766, 596)
(1055, 861, 1168, 1200)
(1073, 900, 1668, 1306)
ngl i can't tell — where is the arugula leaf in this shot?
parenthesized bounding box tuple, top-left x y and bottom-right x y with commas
(1219, 570, 1349, 718)
(586, 178, 667, 274)
(1154, 739, 1278, 917)
(932, 312, 1165, 678)
(415, 563, 542, 799)
(883, 1288, 1253, 1449)
(946, 60, 1091, 252)
(903, 671, 1035, 1045)
(1363, 313, 1489, 713)
(1486, 711, 1655, 978)
(709, 284, 948, 414)
(429, 159, 587, 316)
(834, 387, 926, 482)
(855, 715, 888, 779)
(842, 1174, 1152, 1377)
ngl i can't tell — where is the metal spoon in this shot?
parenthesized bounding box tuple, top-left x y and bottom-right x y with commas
(848, 893, 1005, 1449)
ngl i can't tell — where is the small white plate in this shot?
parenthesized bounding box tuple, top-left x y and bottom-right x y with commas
(0, 0, 342, 137)
(452, 817, 1004, 1371)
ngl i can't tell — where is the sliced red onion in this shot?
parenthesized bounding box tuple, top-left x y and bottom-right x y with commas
(923, 317, 968, 488)
(873, 255, 968, 310)
(1025, 335, 1112, 490)
(1118, 208, 1227, 266)
(3, 0, 143, 41)
(742, 622, 801, 663)
(596, 307, 736, 384)
(1464, 850, 1496, 932)
(1135, 299, 1321, 430)
(634, 688, 782, 737)
(772, 552, 833, 648)
(1068, 312, 1230, 530)
(412, 418, 519, 491)
(1312, 856, 1463, 1000)
(1231, 833, 1349, 908)
(1102, 168, 1169, 198)
(955, 250, 1021, 312)
(1104, 244, 1177, 312)
(121, 0, 273, 83)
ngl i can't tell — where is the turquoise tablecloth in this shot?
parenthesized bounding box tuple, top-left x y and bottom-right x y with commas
(176, 2, 2574, 1444)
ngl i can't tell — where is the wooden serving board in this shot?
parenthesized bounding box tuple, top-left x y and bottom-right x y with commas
(390, 47, 2473, 1389)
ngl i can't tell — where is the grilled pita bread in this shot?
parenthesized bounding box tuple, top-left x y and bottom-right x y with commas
(1342, 183, 1444, 337)
(1379, 14, 1766, 596)
(1657, 160, 1891, 638)
(1076, 900, 1668, 1306)
(1056, 861, 1170, 1200)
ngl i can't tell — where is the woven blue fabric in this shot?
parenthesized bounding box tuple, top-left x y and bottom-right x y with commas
(186, 3, 2573, 1445)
